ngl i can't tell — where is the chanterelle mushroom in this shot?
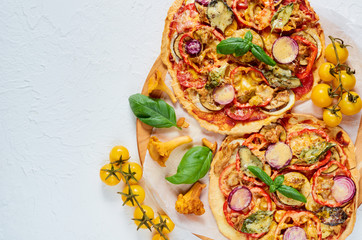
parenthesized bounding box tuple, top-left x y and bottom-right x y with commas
(147, 136, 192, 167)
(175, 181, 206, 216)
(148, 69, 177, 103)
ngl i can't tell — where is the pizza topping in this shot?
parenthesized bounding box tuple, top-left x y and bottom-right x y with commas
(311, 160, 354, 207)
(238, 146, 263, 177)
(205, 64, 228, 89)
(291, 35, 318, 79)
(272, 36, 299, 64)
(261, 90, 295, 115)
(315, 206, 348, 226)
(331, 176, 356, 205)
(207, 0, 234, 33)
(232, 0, 275, 31)
(283, 226, 307, 240)
(263, 65, 302, 89)
(213, 84, 236, 105)
(275, 211, 322, 240)
(265, 141, 292, 169)
(260, 123, 287, 143)
(185, 39, 202, 56)
(276, 172, 310, 207)
(296, 141, 335, 165)
(225, 105, 255, 120)
(270, 3, 294, 33)
(241, 210, 274, 234)
(195, 0, 210, 7)
(199, 89, 225, 111)
(228, 186, 252, 212)
(292, 28, 322, 59)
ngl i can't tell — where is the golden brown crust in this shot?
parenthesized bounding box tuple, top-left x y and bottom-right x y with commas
(209, 114, 359, 240)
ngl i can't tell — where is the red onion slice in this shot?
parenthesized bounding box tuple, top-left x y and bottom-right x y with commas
(195, 0, 210, 6)
(227, 186, 252, 212)
(265, 142, 292, 169)
(283, 226, 307, 240)
(331, 175, 356, 204)
(185, 39, 202, 56)
(272, 37, 299, 64)
(213, 84, 235, 105)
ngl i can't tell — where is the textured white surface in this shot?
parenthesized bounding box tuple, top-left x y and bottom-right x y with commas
(1, 0, 362, 240)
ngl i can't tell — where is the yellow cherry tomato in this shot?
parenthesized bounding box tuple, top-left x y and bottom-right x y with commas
(323, 108, 342, 127)
(109, 145, 129, 165)
(121, 162, 143, 184)
(121, 185, 145, 206)
(318, 62, 336, 82)
(152, 233, 167, 240)
(332, 70, 356, 90)
(311, 84, 333, 108)
(339, 91, 362, 115)
(325, 43, 348, 65)
(99, 163, 122, 186)
(153, 215, 175, 234)
(134, 205, 154, 229)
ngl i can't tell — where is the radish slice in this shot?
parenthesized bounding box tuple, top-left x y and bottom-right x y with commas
(227, 186, 252, 212)
(213, 84, 235, 105)
(283, 226, 307, 240)
(265, 142, 292, 169)
(272, 37, 299, 64)
(185, 39, 202, 56)
(331, 176, 356, 204)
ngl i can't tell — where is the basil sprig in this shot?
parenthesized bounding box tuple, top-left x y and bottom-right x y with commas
(166, 146, 213, 184)
(129, 93, 181, 129)
(247, 166, 307, 203)
(216, 31, 276, 66)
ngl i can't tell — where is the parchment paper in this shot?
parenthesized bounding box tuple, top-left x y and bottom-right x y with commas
(143, 5, 362, 240)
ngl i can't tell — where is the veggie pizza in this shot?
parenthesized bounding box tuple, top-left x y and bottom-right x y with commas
(209, 114, 359, 240)
(161, 0, 325, 135)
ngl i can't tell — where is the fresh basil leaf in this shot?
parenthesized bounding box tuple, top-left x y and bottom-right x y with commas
(298, 141, 336, 164)
(271, 3, 294, 33)
(277, 185, 307, 203)
(129, 94, 180, 129)
(217, 37, 248, 55)
(241, 211, 274, 234)
(269, 184, 277, 193)
(251, 44, 276, 66)
(247, 166, 273, 186)
(166, 146, 213, 184)
(244, 30, 253, 42)
(274, 175, 284, 187)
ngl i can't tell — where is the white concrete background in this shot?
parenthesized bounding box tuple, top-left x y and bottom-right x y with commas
(1, 0, 362, 239)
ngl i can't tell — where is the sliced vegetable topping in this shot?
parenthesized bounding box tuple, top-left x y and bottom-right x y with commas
(241, 210, 274, 234)
(272, 37, 299, 64)
(261, 90, 295, 115)
(213, 84, 235, 105)
(316, 206, 348, 226)
(311, 160, 354, 207)
(283, 226, 307, 240)
(265, 142, 292, 169)
(263, 66, 301, 89)
(238, 146, 263, 177)
(297, 141, 336, 165)
(331, 175, 356, 205)
(185, 39, 202, 56)
(207, 0, 234, 33)
(195, 0, 210, 6)
(225, 106, 254, 121)
(227, 186, 252, 212)
(270, 3, 294, 32)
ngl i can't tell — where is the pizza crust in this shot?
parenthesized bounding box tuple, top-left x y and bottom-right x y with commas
(209, 114, 359, 240)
